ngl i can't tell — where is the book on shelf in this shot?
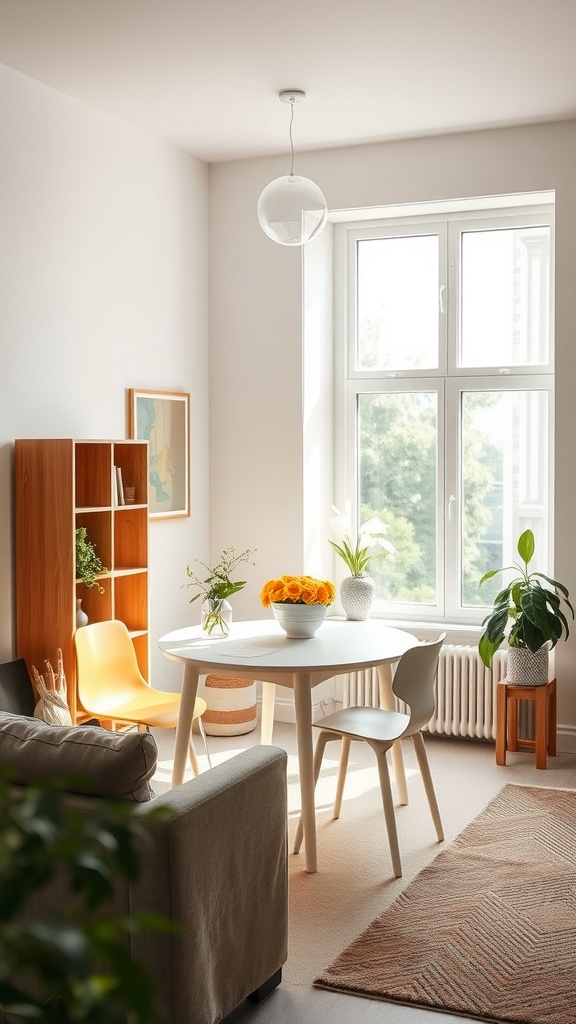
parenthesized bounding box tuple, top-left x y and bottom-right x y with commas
(115, 466, 125, 506)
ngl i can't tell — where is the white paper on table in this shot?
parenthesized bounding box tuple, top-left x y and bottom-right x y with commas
(218, 643, 284, 658)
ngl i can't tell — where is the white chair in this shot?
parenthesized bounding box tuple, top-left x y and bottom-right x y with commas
(295, 634, 446, 877)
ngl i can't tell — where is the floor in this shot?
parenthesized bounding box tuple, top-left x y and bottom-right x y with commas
(152, 718, 576, 1024)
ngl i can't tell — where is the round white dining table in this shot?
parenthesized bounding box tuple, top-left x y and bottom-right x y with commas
(158, 617, 418, 873)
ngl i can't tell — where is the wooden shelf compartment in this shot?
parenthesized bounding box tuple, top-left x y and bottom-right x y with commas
(75, 442, 112, 509)
(113, 571, 148, 634)
(75, 509, 112, 575)
(114, 507, 148, 569)
(76, 580, 113, 625)
(113, 441, 148, 508)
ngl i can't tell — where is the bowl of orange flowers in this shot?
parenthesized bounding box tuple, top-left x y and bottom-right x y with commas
(260, 574, 336, 638)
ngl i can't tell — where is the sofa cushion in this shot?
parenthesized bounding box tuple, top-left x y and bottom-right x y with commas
(0, 712, 157, 801)
(0, 659, 36, 717)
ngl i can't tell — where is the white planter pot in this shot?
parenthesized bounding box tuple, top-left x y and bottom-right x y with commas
(271, 602, 327, 639)
(507, 645, 549, 686)
(340, 575, 375, 621)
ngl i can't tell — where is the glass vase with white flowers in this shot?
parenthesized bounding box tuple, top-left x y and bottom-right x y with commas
(329, 505, 395, 620)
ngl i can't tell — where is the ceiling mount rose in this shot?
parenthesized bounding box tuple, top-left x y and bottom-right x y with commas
(278, 89, 306, 104)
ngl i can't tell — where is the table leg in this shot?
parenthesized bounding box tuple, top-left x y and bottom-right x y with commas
(377, 664, 408, 805)
(293, 672, 317, 873)
(172, 663, 200, 787)
(260, 681, 276, 744)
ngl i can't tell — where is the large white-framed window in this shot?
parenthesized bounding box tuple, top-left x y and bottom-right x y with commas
(334, 201, 554, 625)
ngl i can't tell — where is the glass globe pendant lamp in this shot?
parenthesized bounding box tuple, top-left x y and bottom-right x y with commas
(258, 90, 328, 247)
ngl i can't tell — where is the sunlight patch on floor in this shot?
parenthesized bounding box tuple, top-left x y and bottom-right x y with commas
(289, 760, 420, 816)
(154, 733, 419, 813)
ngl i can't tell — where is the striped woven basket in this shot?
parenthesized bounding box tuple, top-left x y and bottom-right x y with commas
(203, 675, 258, 736)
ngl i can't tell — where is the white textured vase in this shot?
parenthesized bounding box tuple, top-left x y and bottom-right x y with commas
(507, 645, 549, 686)
(271, 602, 327, 639)
(340, 575, 376, 621)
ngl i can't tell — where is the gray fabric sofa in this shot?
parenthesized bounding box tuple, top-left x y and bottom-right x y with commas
(0, 700, 288, 1024)
(120, 743, 289, 1023)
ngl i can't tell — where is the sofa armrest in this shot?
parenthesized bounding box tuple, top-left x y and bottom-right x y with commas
(129, 745, 288, 1024)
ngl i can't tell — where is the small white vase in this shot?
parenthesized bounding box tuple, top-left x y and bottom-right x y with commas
(272, 602, 327, 639)
(201, 597, 233, 637)
(340, 575, 375, 620)
(507, 645, 549, 686)
(76, 598, 89, 628)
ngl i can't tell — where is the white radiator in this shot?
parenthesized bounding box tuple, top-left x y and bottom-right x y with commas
(342, 644, 510, 741)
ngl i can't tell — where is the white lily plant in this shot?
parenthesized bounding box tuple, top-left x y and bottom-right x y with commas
(329, 504, 395, 577)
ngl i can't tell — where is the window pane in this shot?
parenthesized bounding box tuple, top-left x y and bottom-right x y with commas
(460, 226, 551, 367)
(357, 235, 439, 371)
(358, 392, 437, 604)
(461, 389, 549, 607)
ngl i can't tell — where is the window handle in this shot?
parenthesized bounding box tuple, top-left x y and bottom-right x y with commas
(447, 494, 456, 521)
(439, 284, 446, 314)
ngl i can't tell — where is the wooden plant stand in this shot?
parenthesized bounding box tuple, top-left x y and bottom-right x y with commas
(496, 677, 556, 770)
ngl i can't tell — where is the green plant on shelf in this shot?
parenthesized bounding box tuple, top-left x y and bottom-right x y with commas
(75, 527, 108, 594)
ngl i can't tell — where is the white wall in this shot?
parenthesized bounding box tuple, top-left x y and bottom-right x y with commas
(0, 63, 210, 689)
(2, 66, 576, 745)
(209, 121, 576, 747)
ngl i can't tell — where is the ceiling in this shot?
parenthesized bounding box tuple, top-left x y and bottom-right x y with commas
(1, 0, 575, 164)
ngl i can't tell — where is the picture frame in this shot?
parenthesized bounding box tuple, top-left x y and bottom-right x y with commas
(128, 389, 190, 519)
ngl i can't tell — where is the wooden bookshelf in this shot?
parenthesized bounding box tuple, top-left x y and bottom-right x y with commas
(15, 438, 149, 722)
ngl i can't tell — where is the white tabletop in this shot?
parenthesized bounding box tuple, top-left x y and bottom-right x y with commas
(158, 616, 418, 677)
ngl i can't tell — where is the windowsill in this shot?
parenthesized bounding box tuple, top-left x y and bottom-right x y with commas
(327, 610, 483, 647)
(382, 618, 482, 646)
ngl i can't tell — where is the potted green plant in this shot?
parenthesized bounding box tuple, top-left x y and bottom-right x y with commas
(75, 527, 108, 594)
(328, 505, 395, 621)
(478, 528, 573, 685)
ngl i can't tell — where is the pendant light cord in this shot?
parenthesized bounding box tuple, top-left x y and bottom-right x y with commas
(288, 99, 295, 177)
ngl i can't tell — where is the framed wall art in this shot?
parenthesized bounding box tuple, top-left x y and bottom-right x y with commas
(128, 389, 190, 519)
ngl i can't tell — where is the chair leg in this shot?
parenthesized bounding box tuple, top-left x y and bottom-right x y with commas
(197, 716, 212, 768)
(411, 731, 444, 842)
(188, 738, 200, 778)
(293, 730, 332, 855)
(333, 736, 351, 819)
(374, 746, 402, 878)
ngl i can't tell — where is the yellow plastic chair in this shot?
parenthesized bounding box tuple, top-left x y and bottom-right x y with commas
(74, 619, 210, 776)
(294, 634, 446, 877)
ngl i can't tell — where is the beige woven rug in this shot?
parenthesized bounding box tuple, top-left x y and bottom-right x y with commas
(314, 784, 576, 1024)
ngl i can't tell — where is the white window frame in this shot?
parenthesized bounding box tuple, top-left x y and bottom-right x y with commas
(334, 201, 555, 627)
